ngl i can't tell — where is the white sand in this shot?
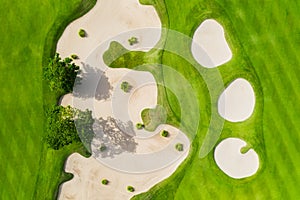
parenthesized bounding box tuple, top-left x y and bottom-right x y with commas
(214, 137, 259, 179)
(56, 0, 161, 65)
(59, 151, 188, 200)
(57, 0, 191, 198)
(218, 78, 255, 122)
(59, 93, 73, 107)
(191, 19, 232, 68)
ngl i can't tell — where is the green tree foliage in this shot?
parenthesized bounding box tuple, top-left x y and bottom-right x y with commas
(74, 108, 95, 152)
(43, 53, 80, 93)
(44, 105, 94, 150)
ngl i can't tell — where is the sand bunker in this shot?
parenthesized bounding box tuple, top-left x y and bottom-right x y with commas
(218, 78, 255, 122)
(191, 19, 232, 68)
(57, 1, 191, 198)
(56, 0, 161, 65)
(59, 93, 73, 107)
(214, 137, 259, 179)
(59, 151, 188, 200)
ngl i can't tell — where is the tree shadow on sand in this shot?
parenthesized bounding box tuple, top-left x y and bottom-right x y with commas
(92, 117, 137, 158)
(73, 62, 113, 101)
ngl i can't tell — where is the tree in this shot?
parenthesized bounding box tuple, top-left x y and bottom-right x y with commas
(44, 105, 94, 150)
(43, 53, 80, 93)
(74, 108, 95, 152)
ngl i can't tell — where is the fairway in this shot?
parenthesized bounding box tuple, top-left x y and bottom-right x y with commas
(0, 0, 95, 199)
(132, 0, 300, 199)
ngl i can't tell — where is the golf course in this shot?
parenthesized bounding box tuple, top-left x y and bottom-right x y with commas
(0, 0, 299, 199)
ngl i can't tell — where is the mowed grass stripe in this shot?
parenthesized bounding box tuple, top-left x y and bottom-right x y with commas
(0, 0, 96, 199)
(233, 0, 300, 197)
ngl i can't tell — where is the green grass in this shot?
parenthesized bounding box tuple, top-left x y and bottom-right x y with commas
(1, 0, 299, 199)
(0, 0, 96, 199)
(104, 0, 300, 199)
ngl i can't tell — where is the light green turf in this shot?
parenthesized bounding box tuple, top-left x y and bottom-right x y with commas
(104, 0, 300, 199)
(0, 0, 95, 199)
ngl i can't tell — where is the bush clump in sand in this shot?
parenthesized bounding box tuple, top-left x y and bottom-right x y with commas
(136, 123, 144, 130)
(99, 145, 107, 152)
(101, 179, 109, 185)
(127, 186, 135, 192)
(175, 143, 184, 151)
(71, 54, 79, 59)
(121, 81, 132, 93)
(78, 29, 86, 37)
(161, 130, 169, 137)
(128, 37, 138, 45)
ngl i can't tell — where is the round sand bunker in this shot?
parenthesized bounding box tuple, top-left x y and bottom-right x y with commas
(214, 137, 259, 179)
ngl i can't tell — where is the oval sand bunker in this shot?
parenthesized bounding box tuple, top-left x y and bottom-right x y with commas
(214, 137, 259, 179)
(218, 78, 255, 122)
(191, 19, 232, 68)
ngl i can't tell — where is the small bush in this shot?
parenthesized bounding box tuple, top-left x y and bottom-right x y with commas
(175, 143, 184, 151)
(71, 54, 79, 59)
(127, 186, 135, 192)
(101, 179, 109, 185)
(161, 130, 169, 137)
(121, 81, 132, 93)
(79, 29, 86, 37)
(136, 123, 144, 130)
(128, 37, 138, 45)
(99, 145, 107, 152)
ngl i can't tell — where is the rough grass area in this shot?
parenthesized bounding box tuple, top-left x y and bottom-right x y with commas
(0, 0, 96, 199)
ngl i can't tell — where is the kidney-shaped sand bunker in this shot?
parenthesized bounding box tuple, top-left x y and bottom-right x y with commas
(214, 137, 259, 179)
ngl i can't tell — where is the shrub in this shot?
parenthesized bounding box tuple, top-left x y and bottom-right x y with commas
(71, 54, 79, 59)
(44, 106, 94, 150)
(175, 143, 184, 151)
(43, 53, 80, 93)
(121, 81, 132, 93)
(161, 130, 169, 137)
(99, 145, 107, 152)
(79, 29, 86, 37)
(101, 179, 109, 185)
(128, 37, 138, 45)
(127, 186, 135, 192)
(136, 123, 144, 130)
